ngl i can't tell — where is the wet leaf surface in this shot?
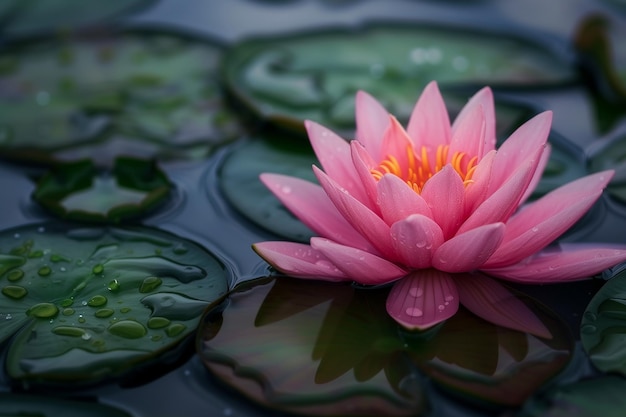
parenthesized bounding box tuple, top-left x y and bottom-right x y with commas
(198, 276, 572, 415)
(33, 157, 171, 223)
(0, 222, 228, 386)
(581, 270, 626, 374)
(0, 392, 133, 417)
(0, 30, 241, 164)
(587, 129, 626, 203)
(223, 24, 576, 134)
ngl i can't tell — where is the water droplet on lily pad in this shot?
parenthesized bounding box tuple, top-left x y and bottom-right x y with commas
(0, 222, 228, 386)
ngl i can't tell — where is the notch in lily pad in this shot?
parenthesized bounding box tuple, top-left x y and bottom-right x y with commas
(33, 156, 172, 223)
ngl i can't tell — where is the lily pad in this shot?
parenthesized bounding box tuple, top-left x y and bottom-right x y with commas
(587, 127, 626, 203)
(0, 222, 228, 386)
(32, 156, 172, 223)
(222, 23, 577, 134)
(0, 30, 241, 164)
(198, 277, 571, 415)
(0, 393, 132, 417)
(0, 0, 155, 37)
(520, 376, 626, 417)
(580, 270, 626, 374)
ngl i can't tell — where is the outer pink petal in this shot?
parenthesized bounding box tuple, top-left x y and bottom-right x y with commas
(355, 90, 390, 161)
(310, 237, 407, 285)
(488, 111, 552, 195)
(407, 81, 451, 152)
(433, 223, 505, 272)
(313, 166, 399, 262)
(386, 270, 459, 330)
(305, 120, 368, 203)
(464, 150, 495, 213)
(351, 141, 382, 213)
(484, 244, 626, 283)
(390, 214, 444, 269)
(452, 87, 496, 157)
(377, 174, 432, 225)
(519, 144, 551, 205)
(457, 156, 539, 235)
(483, 171, 613, 268)
(455, 273, 551, 339)
(260, 173, 375, 253)
(379, 116, 414, 171)
(252, 241, 349, 281)
(449, 102, 486, 160)
(421, 165, 466, 239)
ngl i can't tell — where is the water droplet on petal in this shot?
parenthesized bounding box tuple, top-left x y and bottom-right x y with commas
(415, 241, 426, 248)
(437, 304, 445, 311)
(409, 287, 423, 297)
(532, 227, 539, 232)
(444, 295, 454, 302)
(281, 186, 292, 194)
(405, 307, 423, 317)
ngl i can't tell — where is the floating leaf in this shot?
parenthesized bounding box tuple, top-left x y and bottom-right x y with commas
(223, 23, 576, 134)
(520, 376, 626, 417)
(580, 270, 626, 374)
(198, 276, 571, 415)
(587, 128, 626, 203)
(0, 30, 241, 164)
(32, 157, 171, 223)
(0, 223, 228, 386)
(0, 393, 132, 417)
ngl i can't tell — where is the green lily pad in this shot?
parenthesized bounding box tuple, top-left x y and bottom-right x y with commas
(32, 156, 171, 223)
(198, 277, 571, 415)
(0, 222, 228, 386)
(587, 128, 626, 203)
(0, 0, 155, 36)
(580, 270, 626, 374)
(0, 393, 132, 417)
(0, 30, 241, 164)
(520, 376, 626, 417)
(222, 23, 576, 135)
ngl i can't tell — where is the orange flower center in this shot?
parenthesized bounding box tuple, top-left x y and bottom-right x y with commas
(371, 144, 478, 193)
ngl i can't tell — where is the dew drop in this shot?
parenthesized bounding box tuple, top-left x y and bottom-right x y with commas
(95, 308, 114, 318)
(147, 316, 171, 329)
(81, 332, 92, 340)
(415, 241, 426, 248)
(108, 320, 147, 339)
(62, 308, 75, 316)
(60, 298, 74, 307)
(438, 304, 445, 311)
(281, 186, 292, 194)
(92, 264, 104, 274)
(409, 287, 423, 297)
(120, 307, 132, 313)
(27, 302, 59, 318)
(87, 295, 107, 307)
(140, 276, 163, 293)
(584, 311, 597, 322)
(165, 323, 187, 337)
(5, 313, 12, 320)
(78, 314, 86, 323)
(444, 295, 454, 302)
(38, 266, 52, 276)
(581, 324, 597, 334)
(405, 307, 423, 317)
(2, 285, 27, 299)
(52, 326, 87, 338)
(107, 279, 120, 292)
(7, 269, 24, 282)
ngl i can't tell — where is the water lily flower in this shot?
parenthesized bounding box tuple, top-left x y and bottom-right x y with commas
(253, 81, 626, 335)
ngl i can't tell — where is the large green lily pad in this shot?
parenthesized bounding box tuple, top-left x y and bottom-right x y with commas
(581, 270, 626, 374)
(222, 23, 576, 135)
(33, 156, 171, 223)
(587, 129, 626, 203)
(198, 277, 571, 416)
(0, 393, 132, 417)
(0, 222, 228, 386)
(0, 29, 241, 164)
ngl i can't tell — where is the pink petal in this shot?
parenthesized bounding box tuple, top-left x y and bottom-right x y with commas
(407, 81, 451, 152)
(350, 141, 382, 213)
(376, 174, 432, 225)
(449, 101, 486, 160)
(386, 270, 459, 330)
(421, 165, 466, 239)
(379, 116, 414, 172)
(457, 155, 539, 235)
(355, 90, 390, 161)
(313, 166, 399, 262)
(484, 244, 626, 283)
(252, 241, 349, 281)
(452, 87, 496, 157)
(260, 173, 375, 253)
(455, 273, 551, 338)
(519, 144, 551, 205)
(305, 120, 368, 203)
(488, 111, 552, 195)
(433, 223, 505, 272)
(483, 171, 613, 268)
(464, 150, 496, 213)
(389, 214, 444, 268)
(310, 237, 407, 284)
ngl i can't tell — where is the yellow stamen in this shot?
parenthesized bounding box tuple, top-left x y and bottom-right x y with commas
(371, 144, 479, 193)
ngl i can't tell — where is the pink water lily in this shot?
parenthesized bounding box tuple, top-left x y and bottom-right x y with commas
(253, 81, 626, 336)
